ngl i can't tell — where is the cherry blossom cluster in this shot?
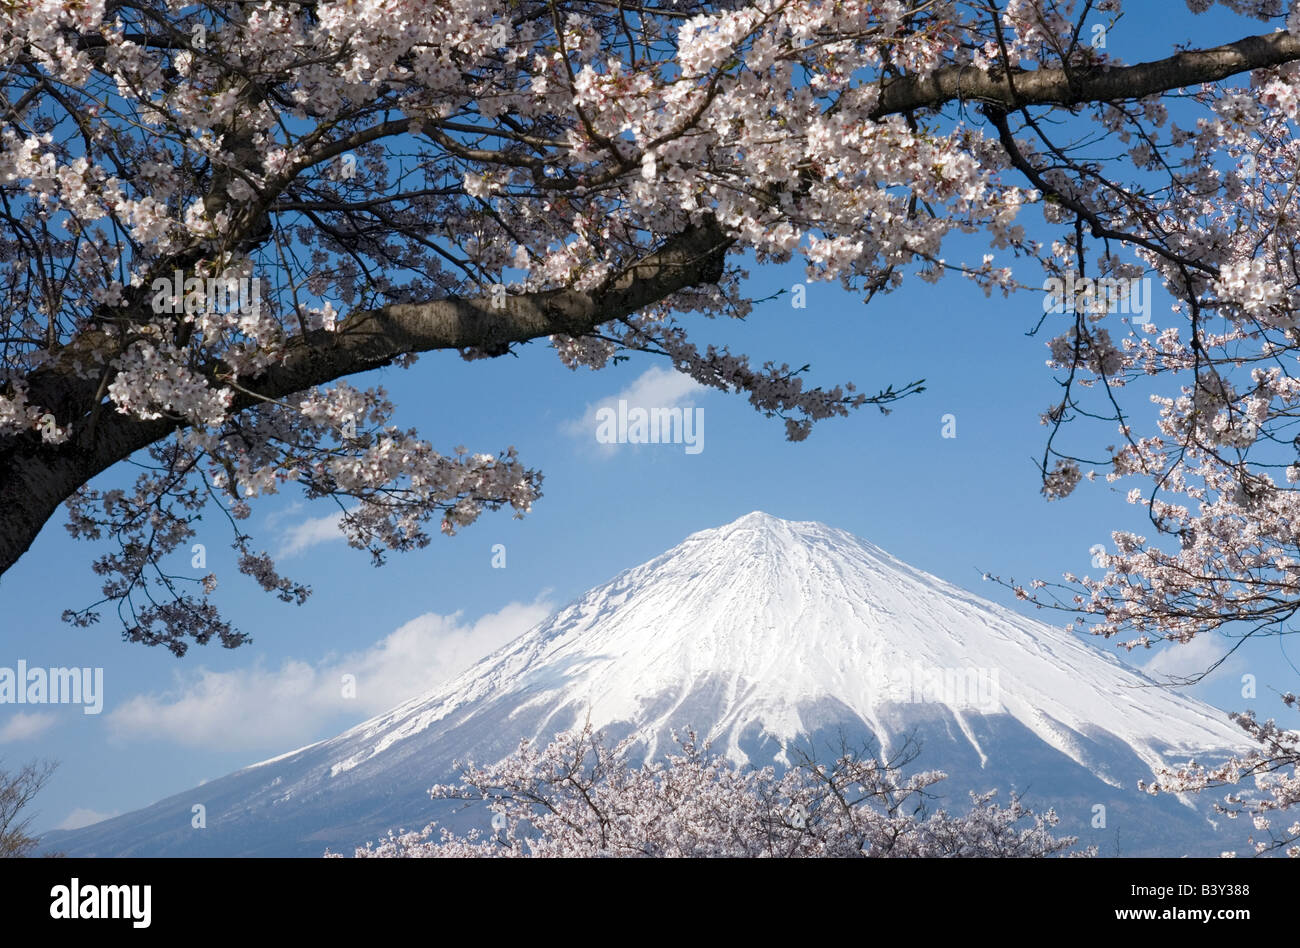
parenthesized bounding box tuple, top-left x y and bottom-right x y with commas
(1140, 697, 1300, 857)
(347, 724, 1086, 858)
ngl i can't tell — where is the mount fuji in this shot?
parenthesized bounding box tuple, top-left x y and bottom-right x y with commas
(45, 512, 1253, 856)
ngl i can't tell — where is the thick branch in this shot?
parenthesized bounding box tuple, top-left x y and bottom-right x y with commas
(232, 220, 728, 402)
(872, 31, 1300, 117)
(0, 219, 732, 577)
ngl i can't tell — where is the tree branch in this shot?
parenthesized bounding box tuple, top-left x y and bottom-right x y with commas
(0, 219, 732, 576)
(872, 30, 1300, 118)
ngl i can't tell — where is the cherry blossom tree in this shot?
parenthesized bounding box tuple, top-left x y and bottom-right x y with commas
(345, 724, 1086, 857)
(9, 0, 1300, 680)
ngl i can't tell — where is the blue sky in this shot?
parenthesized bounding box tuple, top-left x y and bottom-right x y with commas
(5, 2, 1296, 836)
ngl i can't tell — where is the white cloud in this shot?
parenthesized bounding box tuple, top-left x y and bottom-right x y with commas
(277, 509, 346, 558)
(106, 598, 554, 752)
(1141, 634, 1245, 689)
(56, 807, 119, 831)
(0, 712, 57, 742)
(261, 500, 304, 530)
(564, 364, 706, 453)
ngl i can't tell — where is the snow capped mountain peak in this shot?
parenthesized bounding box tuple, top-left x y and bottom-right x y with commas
(711, 509, 812, 535)
(685, 509, 856, 550)
(45, 513, 1253, 856)
(337, 511, 1244, 780)
(722, 509, 779, 526)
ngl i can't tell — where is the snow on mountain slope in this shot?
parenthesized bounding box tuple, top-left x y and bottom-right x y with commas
(44, 512, 1253, 857)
